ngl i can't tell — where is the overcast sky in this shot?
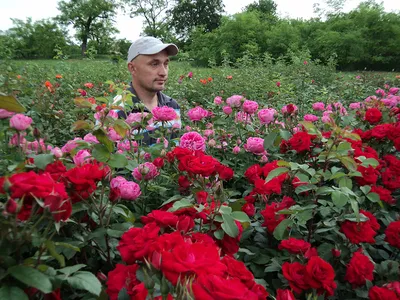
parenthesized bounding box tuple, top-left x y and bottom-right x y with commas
(1, 0, 400, 42)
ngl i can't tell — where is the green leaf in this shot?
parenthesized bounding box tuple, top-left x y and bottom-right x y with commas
(295, 184, 317, 195)
(31, 154, 54, 170)
(361, 158, 379, 168)
(92, 144, 110, 162)
(219, 205, 232, 215)
(316, 186, 335, 195)
(0, 95, 26, 112)
(339, 156, 358, 171)
(265, 167, 289, 183)
(360, 185, 371, 195)
(221, 214, 239, 238)
(71, 120, 94, 131)
(8, 265, 52, 293)
(171, 199, 193, 211)
(338, 177, 353, 189)
(263, 131, 278, 150)
(350, 199, 360, 221)
(108, 153, 128, 168)
(213, 229, 224, 240)
(231, 211, 251, 223)
(93, 128, 114, 152)
(279, 129, 291, 141)
(67, 271, 101, 296)
(299, 121, 318, 134)
(0, 286, 28, 300)
(273, 219, 293, 240)
(367, 192, 380, 203)
(45, 241, 65, 267)
(58, 264, 86, 276)
(331, 191, 348, 208)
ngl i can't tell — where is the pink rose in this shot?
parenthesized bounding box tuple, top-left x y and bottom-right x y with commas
(223, 106, 233, 115)
(226, 95, 243, 108)
(233, 146, 240, 154)
(244, 137, 266, 155)
(180, 131, 206, 151)
(203, 129, 214, 137)
(187, 106, 208, 121)
(0, 109, 15, 119)
(242, 100, 259, 114)
(187, 71, 193, 78)
(152, 106, 177, 122)
(107, 110, 119, 119)
(111, 176, 128, 188)
(119, 181, 141, 200)
(185, 125, 191, 131)
(132, 162, 159, 181)
(349, 102, 361, 110)
(376, 89, 385, 97)
(235, 111, 252, 124)
(10, 114, 33, 131)
(281, 104, 298, 115)
(50, 147, 63, 158)
(312, 102, 325, 111)
(214, 96, 223, 105)
(389, 87, 399, 95)
(304, 114, 319, 122)
(61, 138, 83, 153)
(83, 133, 99, 144)
(73, 149, 92, 166)
(107, 127, 122, 142)
(258, 108, 277, 125)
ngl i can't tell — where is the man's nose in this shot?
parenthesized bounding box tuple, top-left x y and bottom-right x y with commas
(158, 65, 167, 76)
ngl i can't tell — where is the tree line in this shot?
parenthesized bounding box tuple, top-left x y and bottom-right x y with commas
(1, 0, 400, 71)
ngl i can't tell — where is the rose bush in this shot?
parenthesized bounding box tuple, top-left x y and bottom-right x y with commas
(0, 67, 400, 299)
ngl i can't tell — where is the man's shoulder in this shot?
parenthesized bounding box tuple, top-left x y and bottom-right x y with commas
(159, 92, 180, 109)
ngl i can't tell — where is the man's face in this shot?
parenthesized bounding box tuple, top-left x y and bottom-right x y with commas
(128, 50, 169, 93)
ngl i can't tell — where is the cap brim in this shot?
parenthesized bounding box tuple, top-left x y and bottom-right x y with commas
(140, 43, 179, 57)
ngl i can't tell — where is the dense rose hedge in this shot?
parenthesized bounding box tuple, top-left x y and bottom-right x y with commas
(0, 79, 400, 299)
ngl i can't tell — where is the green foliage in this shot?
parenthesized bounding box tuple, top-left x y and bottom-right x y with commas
(57, 0, 119, 57)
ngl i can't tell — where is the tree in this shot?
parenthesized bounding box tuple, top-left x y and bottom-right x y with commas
(57, 0, 119, 57)
(122, 0, 173, 39)
(169, 0, 224, 42)
(5, 18, 69, 59)
(244, 0, 277, 16)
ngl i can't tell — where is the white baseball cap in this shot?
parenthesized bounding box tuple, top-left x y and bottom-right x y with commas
(127, 36, 179, 62)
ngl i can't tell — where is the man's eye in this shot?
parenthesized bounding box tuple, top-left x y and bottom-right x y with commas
(151, 62, 159, 67)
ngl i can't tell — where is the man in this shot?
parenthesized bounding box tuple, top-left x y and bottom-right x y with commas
(118, 36, 181, 144)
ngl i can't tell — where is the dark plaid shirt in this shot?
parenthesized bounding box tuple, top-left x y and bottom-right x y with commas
(117, 83, 180, 145)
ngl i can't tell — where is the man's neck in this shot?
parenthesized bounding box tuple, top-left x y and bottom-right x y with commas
(131, 81, 158, 111)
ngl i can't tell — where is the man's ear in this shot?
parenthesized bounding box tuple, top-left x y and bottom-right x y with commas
(128, 62, 136, 74)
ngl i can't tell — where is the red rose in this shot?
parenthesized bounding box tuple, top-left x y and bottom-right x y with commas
(106, 264, 141, 300)
(219, 220, 243, 256)
(44, 288, 62, 300)
(332, 249, 341, 257)
(382, 168, 400, 191)
(340, 210, 379, 244)
(117, 223, 160, 264)
(276, 289, 296, 300)
(221, 255, 255, 288)
(371, 124, 391, 139)
(254, 177, 283, 195)
(178, 175, 191, 188)
(44, 195, 72, 222)
(365, 108, 382, 124)
(161, 242, 226, 285)
(5, 199, 17, 214)
(385, 221, 400, 249)
(141, 210, 179, 228)
(43, 160, 67, 182)
(261, 198, 295, 233)
(371, 186, 395, 205)
(282, 262, 310, 294)
(355, 165, 379, 186)
(305, 256, 337, 296)
(242, 202, 255, 217)
(196, 191, 208, 204)
(216, 164, 234, 180)
(369, 286, 398, 300)
(394, 138, 400, 151)
(278, 237, 311, 255)
(178, 153, 218, 177)
(244, 164, 263, 184)
(192, 274, 258, 300)
(288, 131, 313, 153)
(344, 250, 374, 287)
(176, 215, 195, 233)
(152, 157, 164, 168)
(148, 231, 185, 269)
